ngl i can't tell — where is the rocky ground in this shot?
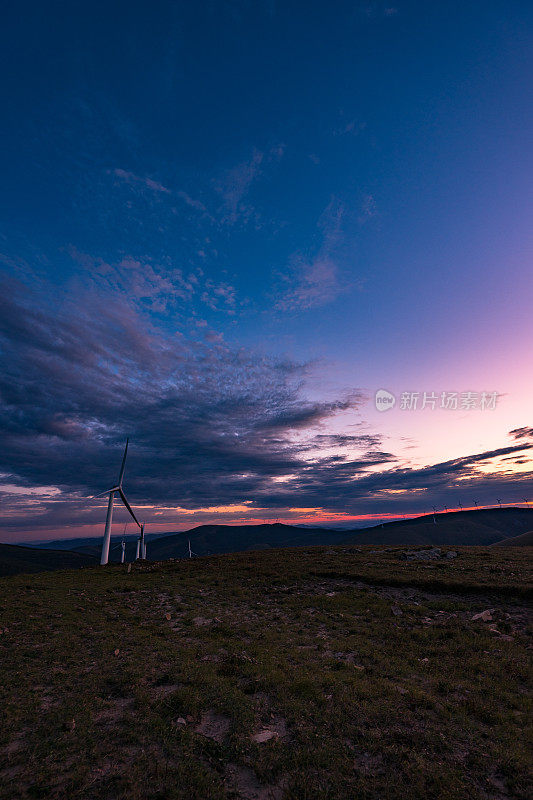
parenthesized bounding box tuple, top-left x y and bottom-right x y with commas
(0, 545, 531, 799)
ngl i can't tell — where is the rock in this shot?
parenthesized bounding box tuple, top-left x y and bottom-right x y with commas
(472, 609, 494, 622)
(195, 711, 231, 743)
(391, 605, 403, 616)
(252, 729, 278, 743)
(446, 551, 458, 559)
(193, 616, 212, 626)
(175, 717, 186, 726)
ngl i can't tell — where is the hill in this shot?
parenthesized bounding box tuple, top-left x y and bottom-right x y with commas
(491, 530, 533, 546)
(146, 522, 353, 560)
(343, 508, 533, 547)
(136, 508, 533, 560)
(8, 509, 533, 574)
(0, 545, 531, 800)
(0, 543, 97, 577)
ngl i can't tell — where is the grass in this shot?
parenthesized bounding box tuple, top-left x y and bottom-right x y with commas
(0, 545, 531, 799)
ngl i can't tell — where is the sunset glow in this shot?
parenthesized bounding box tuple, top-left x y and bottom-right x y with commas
(0, 1, 531, 544)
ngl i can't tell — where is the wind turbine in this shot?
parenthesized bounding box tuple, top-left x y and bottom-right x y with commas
(97, 439, 141, 565)
(134, 523, 146, 560)
(120, 522, 128, 564)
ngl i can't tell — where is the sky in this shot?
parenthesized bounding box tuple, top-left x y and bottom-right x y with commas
(1, 0, 532, 543)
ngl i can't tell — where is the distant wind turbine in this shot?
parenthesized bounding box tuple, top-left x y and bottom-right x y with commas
(96, 439, 141, 565)
(120, 522, 128, 564)
(135, 523, 146, 560)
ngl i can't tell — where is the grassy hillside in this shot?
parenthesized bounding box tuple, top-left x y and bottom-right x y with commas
(0, 543, 96, 577)
(16, 510, 533, 572)
(0, 545, 531, 799)
(492, 531, 533, 547)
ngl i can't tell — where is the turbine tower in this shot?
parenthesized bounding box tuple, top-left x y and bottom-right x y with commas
(97, 439, 141, 565)
(134, 523, 147, 560)
(140, 523, 146, 559)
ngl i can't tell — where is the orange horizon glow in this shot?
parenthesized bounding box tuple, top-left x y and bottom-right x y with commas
(14, 499, 531, 545)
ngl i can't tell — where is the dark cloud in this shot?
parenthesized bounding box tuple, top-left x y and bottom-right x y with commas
(247, 442, 533, 522)
(1, 270, 532, 538)
(509, 427, 533, 441)
(0, 271, 365, 516)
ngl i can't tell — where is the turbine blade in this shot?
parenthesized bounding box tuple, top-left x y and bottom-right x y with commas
(94, 486, 119, 498)
(118, 438, 129, 487)
(118, 487, 140, 527)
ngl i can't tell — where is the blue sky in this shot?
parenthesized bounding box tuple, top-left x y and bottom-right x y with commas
(1, 1, 532, 540)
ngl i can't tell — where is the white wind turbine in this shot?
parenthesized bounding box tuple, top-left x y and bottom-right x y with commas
(134, 523, 147, 560)
(97, 439, 141, 565)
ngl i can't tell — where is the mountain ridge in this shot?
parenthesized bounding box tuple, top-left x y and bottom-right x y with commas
(5, 508, 532, 567)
